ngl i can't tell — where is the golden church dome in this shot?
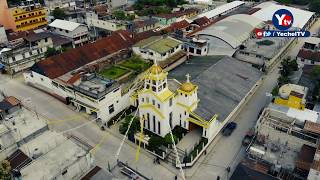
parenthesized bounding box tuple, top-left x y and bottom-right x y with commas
(150, 64, 163, 74)
(180, 82, 195, 92)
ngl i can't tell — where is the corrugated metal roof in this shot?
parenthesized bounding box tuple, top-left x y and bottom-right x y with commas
(32, 31, 134, 79)
(252, 2, 315, 29)
(49, 19, 82, 31)
(196, 1, 244, 19)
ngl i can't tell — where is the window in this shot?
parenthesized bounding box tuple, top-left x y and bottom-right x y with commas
(147, 114, 150, 129)
(108, 104, 115, 114)
(185, 94, 187, 97)
(40, 78, 43, 81)
(189, 47, 194, 53)
(184, 111, 186, 115)
(45, 38, 48, 42)
(196, 49, 201, 55)
(312, 60, 315, 64)
(184, 121, 186, 127)
(179, 119, 181, 126)
(157, 104, 160, 109)
(153, 116, 156, 132)
(142, 98, 144, 102)
(169, 112, 173, 128)
(158, 121, 161, 134)
(301, 59, 305, 62)
(169, 98, 172, 106)
(163, 83, 166, 88)
(152, 99, 155, 105)
(146, 97, 149, 103)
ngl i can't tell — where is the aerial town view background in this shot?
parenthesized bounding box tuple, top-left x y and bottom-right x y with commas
(0, 0, 320, 179)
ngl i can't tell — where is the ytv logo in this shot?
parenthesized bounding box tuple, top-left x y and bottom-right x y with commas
(272, 9, 294, 30)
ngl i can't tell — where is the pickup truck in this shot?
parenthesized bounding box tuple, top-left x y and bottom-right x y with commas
(222, 122, 237, 136)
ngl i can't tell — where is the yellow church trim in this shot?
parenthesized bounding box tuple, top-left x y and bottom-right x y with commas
(176, 100, 199, 111)
(139, 89, 174, 102)
(139, 103, 165, 119)
(144, 72, 168, 81)
(177, 86, 198, 95)
(187, 117, 209, 128)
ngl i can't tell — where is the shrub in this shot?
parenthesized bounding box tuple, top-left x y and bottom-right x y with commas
(164, 133, 178, 146)
(119, 115, 140, 135)
(148, 136, 164, 150)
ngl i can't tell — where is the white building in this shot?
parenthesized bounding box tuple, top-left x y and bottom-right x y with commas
(135, 56, 262, 140)
(19, 131, 93, 180)
(252, 1, 316, 29)
(107, 0, 127, 8)
(85, 11, 126, 32)
(0, 25, 7, 44)
(138, 65, 198, 137)
(49, 19, 89, 47)
(195, 1, 244, 20)
(133, 36, 183, 62)
(296, 37, 320, 66)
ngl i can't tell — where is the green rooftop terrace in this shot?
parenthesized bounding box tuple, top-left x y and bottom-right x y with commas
(134, 36, 182, 54)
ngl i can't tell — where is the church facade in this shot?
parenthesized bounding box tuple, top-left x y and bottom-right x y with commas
(137, 63, 202, 137)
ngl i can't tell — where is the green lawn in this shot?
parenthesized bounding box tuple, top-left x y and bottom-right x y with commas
(120, 56, 151, 72)
(99, 66, 129, 79)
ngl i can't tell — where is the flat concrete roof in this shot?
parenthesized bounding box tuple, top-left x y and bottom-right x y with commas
(20, 135, 88, 180)
(169, 56, 262, 121)
(3, 107, 48, 144)
(240, 37, 290, 59)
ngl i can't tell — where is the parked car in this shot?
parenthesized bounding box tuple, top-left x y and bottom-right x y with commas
(222, 122, 237, 136)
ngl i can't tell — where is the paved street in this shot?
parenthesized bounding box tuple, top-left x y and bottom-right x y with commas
(0, 75, 178, 180)
(187, 18, 320, 180)
(0, 18, 319, 180)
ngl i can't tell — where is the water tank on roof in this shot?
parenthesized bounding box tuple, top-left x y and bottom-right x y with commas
(32, 148, 43, 159)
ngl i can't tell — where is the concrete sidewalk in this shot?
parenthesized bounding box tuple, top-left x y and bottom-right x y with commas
(177, 129, 202, 153)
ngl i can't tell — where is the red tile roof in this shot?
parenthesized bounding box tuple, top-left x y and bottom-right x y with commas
(297, 49, 320, 62)
(4, 96, 20, 106)
(244, 8, 261, 15)
(188, 15, 227, 36)
(163, 20, 190, 33)
(33, 31, 134, 79)
(192, 16, 211, 27)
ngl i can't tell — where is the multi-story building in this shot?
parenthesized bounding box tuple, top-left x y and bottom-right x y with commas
(49, 19, 89, 47)
(0, 29, 71, 74)
(296, 37, 320, 66)
(127, 18, 160, 33)
(0, 25, 8, 44)
(86, 11, 127, 33)
(0, 0, 48, 32)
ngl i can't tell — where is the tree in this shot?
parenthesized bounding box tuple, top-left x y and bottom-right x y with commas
(310, 0, 320, 13)
(272, 86, 279, 96)
(52, 8, 65, 20)
(45, 47, 60, 58)
(119, 115, 140, 135)
(112, 10, 126, 20)
(278, 75, 290, 86)
(312, 66, 320, 78)
(164, 133, 177, 146)
(148, 136, 164, 150)
(0, 160, 11, 180)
